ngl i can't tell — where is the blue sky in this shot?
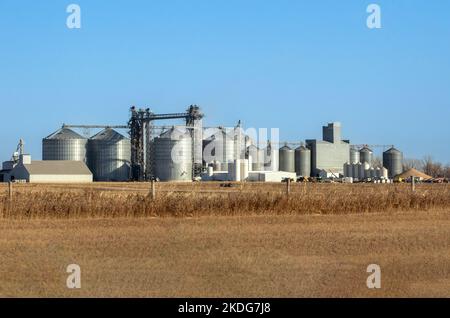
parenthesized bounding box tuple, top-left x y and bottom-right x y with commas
(1, 0, 449, 162)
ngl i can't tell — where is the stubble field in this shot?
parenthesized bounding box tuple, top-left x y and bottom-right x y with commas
(0, 182, 449, 297)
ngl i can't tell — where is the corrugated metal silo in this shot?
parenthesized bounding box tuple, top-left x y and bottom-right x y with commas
(203, 128, 235, 171)
(360, 147, 373, 166)
(295, 145, 311, 177)
(248, 145, 264, 171)
(279, 145, 295, 172)
(152, 127, 193, 182)
(344, 162, 352, 178)
(88, 128, 131, 181)
(43, 128, 87, 162)
(383, 147, 403, 178)
(264, 143, 279, 171)
(350, 147, 360, 164)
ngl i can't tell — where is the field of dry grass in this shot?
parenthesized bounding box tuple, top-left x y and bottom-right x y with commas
(0, 183, 449, 218)
(0, 182, 449, 298)
(1, 211, 449, 297)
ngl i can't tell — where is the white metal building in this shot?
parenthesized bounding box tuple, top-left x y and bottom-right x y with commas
(8, 155, 93, 183)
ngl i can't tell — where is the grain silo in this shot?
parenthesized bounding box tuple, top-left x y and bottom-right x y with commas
(152, 127, 193, 182)
(203, 128, 235, 171)
(43, 128, 87, 162)
(360, 147, 373, 166)
(88, 128, 131, 181)
(383, 147, 403, 178)
(279, 145, 295, 172)
(350, 147, 360, 164)
(247, 145, 264, 171)
(295, 144, 311, 177)
(264, 142, 279, 172)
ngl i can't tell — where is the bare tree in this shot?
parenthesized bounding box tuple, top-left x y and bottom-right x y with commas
(403, 158, 423, 171)
(422, 156, 444, 177)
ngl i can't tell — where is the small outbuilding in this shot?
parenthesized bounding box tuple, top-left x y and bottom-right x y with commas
(8, 155, 93, 183)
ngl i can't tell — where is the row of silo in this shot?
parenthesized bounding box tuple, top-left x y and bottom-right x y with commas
(349, 146, 403, 178)
(344, 162, 388, 180)
(278, 144, 311, 177)
(43, 127, 131, 181)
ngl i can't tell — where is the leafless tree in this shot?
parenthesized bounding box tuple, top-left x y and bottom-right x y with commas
(403, 158, 423, 171)
(422, 156, 444, 177)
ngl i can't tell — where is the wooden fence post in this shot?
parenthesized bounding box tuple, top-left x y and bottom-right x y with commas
(411, 176, 416, 192)
(286, 178, 291, 196)
(151, 180, 156, 199)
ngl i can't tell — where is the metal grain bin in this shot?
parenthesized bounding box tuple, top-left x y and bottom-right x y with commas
(295, 144, 311, 177)
(43, 128, 87, 162)
(247, 145, 264, 171)
(152, 127, 193, 182)
(279, 145, 295, 173)
(360, 147, 373, 166)
(383, 147, 403, 178)
(264, 142, 279, 172)
(203, 128, 235, 171)
(88, 128, 131, 181)
(350, 147, 360, 164)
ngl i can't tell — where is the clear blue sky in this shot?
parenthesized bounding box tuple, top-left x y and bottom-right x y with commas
(1, 0, 449, 162)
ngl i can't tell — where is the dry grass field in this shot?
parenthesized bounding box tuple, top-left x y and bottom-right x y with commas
(0, 183, 449, 297)
(1, 182, 449, 218)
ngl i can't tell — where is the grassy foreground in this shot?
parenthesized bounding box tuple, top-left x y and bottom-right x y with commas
(1, 183, 449, 218)
(1, 211, 449, 297)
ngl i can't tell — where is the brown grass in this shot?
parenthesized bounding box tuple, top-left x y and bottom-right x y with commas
(0, 183, 449, 219)
(1, 211, 450, 297)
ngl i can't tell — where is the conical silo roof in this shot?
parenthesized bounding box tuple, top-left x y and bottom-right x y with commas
(384, 147, 401, 154)
(45, 128, 86, 140)
(90, 128, 128, 142)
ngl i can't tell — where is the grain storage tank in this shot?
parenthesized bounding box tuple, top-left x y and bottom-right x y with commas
(350, 147, 360, 164)
(375, 167, 382, 179)
(264, 142, 279, 172)
(360, 147, 373, 166)
(352, 163, 360, 180)
(88, 128, 131, 181)
(344, 162, 352, 178)
(152, 127, 193, 182)
(203, 128, 235, 171)
(363, 162, 371, 179)
(248, 145, 264, 171)
(279, 145, 295, 172)
(43, 128, 87, 162)
(383, 147, 403, 178)
(382, 167, 389, 179)
(295, 144, 311, 177)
